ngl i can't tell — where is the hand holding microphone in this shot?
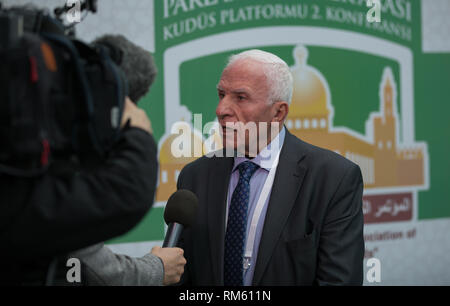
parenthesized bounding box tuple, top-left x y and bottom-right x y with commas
(150, 246, 186, 285)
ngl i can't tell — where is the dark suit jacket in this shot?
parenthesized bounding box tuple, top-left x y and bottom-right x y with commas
(177, 129, 364, 286)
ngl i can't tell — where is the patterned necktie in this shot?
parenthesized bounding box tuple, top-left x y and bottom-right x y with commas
(224, 161, 259, 286)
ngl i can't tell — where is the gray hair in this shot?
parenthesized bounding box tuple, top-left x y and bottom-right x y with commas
(93, 34, 157, 103)
(227, 49, 293, 105)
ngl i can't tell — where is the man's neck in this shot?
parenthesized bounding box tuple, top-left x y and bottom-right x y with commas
(243, 125, 284, 158)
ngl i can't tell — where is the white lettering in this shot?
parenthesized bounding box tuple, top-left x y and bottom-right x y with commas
(66, 258, 81, 283)
(66, 0, 81, 23)
(164, 0, 219, 18)
(366, 257, 381, 283)
(367, 0, 381, 23)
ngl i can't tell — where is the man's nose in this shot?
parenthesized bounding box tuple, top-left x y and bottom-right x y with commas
(216, 96, 234, 120)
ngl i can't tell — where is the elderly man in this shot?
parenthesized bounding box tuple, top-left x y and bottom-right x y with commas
(177, 49, 364, 286)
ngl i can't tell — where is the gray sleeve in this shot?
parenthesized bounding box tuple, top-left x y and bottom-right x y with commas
(70, 243, 164, 286)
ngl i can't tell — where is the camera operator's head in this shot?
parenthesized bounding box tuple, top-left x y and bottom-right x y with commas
(92, 34, 157, 104)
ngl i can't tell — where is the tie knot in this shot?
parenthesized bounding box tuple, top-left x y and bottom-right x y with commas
(238, 161, 259, 182)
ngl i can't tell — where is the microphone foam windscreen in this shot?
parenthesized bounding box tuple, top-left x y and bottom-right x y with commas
(164, 189, 198, 227)
(92, 34, 157, 103)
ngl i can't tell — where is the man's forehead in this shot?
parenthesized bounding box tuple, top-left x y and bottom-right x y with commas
(224, 58, 264, 74)
(219, 62, 266, 85)
(217, 84, 251, 94)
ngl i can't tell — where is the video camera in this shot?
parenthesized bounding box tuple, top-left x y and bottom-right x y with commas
(0, 1, 128, 176)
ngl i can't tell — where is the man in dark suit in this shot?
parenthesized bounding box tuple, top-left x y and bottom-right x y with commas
(177, 49, 364, 286)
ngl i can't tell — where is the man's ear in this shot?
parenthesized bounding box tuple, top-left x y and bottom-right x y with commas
(272, 101, 289, 123)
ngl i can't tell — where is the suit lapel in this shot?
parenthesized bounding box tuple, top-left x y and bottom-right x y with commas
(206, 155, 233, 285)
(252, 131, 307, 285)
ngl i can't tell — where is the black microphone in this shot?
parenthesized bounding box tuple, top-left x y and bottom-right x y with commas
(163, 189, 198, 248)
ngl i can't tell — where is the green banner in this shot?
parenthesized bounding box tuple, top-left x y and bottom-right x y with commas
(110, 0, 450, 285)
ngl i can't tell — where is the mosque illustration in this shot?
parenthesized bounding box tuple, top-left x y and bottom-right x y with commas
(285, 46, 427, 189)
(155, 45, 428, 204)
(156, 122, 206, 202)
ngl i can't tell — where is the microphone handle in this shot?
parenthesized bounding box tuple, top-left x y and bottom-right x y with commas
(162, 223, 184, 247)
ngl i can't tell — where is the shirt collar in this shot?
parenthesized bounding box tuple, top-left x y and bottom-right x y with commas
(233, 126, 286, 172)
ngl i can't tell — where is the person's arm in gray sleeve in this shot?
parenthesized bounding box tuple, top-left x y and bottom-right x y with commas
(71, 243, 164, 286)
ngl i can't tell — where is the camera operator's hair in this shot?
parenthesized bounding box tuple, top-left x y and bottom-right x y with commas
(226, 49, 293, 105)
(93, 34, 157, 103)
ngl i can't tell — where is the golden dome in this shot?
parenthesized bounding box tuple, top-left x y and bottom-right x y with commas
(159, 122, 204, 164)
(288, 45, 331, 118)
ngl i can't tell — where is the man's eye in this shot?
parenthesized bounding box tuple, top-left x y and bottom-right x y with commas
(238, 96, 246, 101)
(218, 93, 224, 99)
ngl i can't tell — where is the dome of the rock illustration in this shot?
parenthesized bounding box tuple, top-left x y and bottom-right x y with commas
(289, 45, 331, 119)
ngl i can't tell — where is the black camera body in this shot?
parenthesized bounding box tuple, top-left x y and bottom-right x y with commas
(0, 3, 127, 176)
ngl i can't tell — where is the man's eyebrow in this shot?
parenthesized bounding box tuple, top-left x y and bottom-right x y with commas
(216, 86, 249, 95)
(231, 88, 249, 95)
